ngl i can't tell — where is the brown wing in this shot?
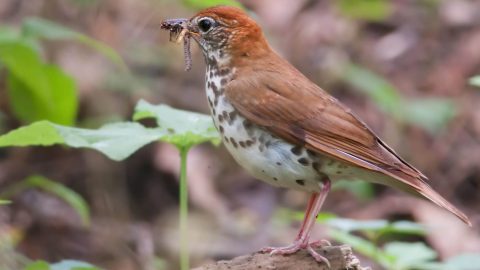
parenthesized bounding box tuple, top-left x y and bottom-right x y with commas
(225, 61, 423, 182)
(225, 55, 471, 225)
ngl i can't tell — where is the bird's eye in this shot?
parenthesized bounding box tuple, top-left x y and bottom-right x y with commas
(198, 18, 214, 33)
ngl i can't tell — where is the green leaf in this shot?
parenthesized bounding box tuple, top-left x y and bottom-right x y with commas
(342, 64, 402, 117)
(51, 260, 100, 270)
(336, 0, 392, 21)
(328, 230, 439, 269)
(55, 122, 163, 160)
(0, 102, 220, 159)
(0, 42, 78, 125)
(22, 18, 127, 71)
(444, 253, 480, 270)
(469, 76, 480, 87)
(133, 100, 221, 149)
(24, 260, 101, 270)
(274, 209, 336, 224)
(0, 175, 91, 226)
(0, 120, 64, 147)
(0, 200, 11, 205)
(22, 18, 78, 40)
(383, 221, 426, 235)
(182, 0, 243, 10)
(24, 261, 51, 270)
(342, 64, 456, 134)
(0, 26, 21, 43)
(403, 98, 456, 134)
(327, 218, 389, 232)
(0, 120, 163, 161)
(332, 180, 374, 200)
(328, 229, 391, 268)
(0, 26, 41, 53)
(325, 218, 426, 236)
(133, 101, 221, 269)
(384, 242, 437, 269)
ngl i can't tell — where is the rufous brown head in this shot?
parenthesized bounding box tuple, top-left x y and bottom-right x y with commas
(163, 6, 270, 63)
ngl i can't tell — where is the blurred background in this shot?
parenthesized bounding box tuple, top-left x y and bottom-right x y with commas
(0, 0, 480, 269)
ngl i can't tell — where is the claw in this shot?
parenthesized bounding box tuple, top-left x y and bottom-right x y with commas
(310, 239, 332, 247)
(261, 240, 330, 266)
(261, 242, 302, 255)
(307, 245, 331, 268)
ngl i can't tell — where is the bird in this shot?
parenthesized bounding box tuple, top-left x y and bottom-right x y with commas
(161, 6, 471, 265)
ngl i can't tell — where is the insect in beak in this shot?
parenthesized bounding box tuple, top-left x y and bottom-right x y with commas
(161, 18, 189, 43)
(161, 18, 194, 71)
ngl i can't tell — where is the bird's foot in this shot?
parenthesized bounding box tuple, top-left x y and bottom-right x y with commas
(261, 240, 331, 267)
(310, 239, 332, 247)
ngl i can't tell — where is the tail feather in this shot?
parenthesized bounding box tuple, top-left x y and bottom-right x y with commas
(378, 167, 472, 226)
(416, 181, 472, 227)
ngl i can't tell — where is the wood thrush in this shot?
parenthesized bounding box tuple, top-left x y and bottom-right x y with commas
(161, 6, 471, 265)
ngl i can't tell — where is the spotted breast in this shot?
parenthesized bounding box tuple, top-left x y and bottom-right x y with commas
(204, 52, 357, 193)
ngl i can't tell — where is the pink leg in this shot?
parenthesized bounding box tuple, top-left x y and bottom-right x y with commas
(262, 178, 331, 266)
(295, 193, 318, 240)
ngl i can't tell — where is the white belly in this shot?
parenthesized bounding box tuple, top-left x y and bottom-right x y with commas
(204, 64, 360, 192)
(205, 77, 333, 192)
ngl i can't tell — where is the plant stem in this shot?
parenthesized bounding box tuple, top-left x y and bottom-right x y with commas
(179, 146, 190, 270)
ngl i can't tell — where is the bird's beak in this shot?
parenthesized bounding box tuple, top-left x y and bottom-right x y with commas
(160, 18, 199, 43)
(161, 18, 188, 29)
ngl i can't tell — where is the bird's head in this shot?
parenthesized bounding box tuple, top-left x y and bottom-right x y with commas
(163, 6, 270, 67)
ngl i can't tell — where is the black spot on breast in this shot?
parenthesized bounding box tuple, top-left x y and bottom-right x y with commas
(258, 144, 265, 152)
(291, 146, 303, 156)
(258, 134, 266, 143)
(208, 57, 217, 66)
(245, 140, 254, 147)
(296, 179, 305, 186)
(307, 150, 317, 158)
(208, 97, 213, 107)
(211, 83, 219, 95)
(239, 141, 246, 148)
(230, 138, 238, 148)
(265, 140, 272, 148)
(219, 125, 224, 133)
(218, 114, 224, 122)
(220, 78, 228, 85)
(222, 111, 229, 121)
(228, 111, 237, 124)
(276, 162, 282, 166)
(243, 120, 252, 129)
(273, 177, 278, 181)
(224, 136, 229, 143)
(298, 158, 309, 166)
(219, 68, 230, 76)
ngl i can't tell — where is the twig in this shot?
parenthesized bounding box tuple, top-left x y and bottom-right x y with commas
(193, 245, 370, 270)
